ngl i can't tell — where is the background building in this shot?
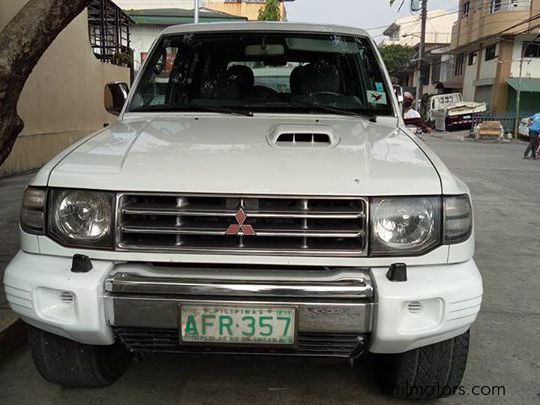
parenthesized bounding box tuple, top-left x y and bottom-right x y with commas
(449, 0, 540, 113)
(114, 0, 292, 21)
(126, 8, 247, 72)
(206, 0, 289, 21)
(382, 10, 457, 47)
(382, 10, 457, 96)
(0, 0, 131, 177)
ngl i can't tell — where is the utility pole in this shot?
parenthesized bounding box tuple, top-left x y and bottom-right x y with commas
(416, 0, 428, 106)
(514, 53, 525, 137)
(194, 0, 200, 23)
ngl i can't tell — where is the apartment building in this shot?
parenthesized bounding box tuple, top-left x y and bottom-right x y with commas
(206, 0, 290, 20)
(449, 0, 540, 112)
(114, 0, 291, 21)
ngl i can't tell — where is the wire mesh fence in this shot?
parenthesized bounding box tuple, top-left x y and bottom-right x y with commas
(470, 111, 535, 135)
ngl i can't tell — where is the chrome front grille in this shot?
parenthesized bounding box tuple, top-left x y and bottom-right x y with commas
(116, 194, 368, 255)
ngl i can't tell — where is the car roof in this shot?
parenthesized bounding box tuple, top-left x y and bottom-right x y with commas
(161, 21, 370, 38)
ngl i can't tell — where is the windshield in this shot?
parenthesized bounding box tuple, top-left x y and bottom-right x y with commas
(129, 32, 394, 116)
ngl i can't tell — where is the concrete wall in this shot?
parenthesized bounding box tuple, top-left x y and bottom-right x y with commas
(479, 44, 498, 79)
(0, 1, 130, 177)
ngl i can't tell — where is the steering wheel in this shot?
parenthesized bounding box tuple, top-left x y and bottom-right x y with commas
(253, 85, 279, 98)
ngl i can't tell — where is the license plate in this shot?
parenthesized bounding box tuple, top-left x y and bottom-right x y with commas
(180, 305, 296, 345)
(463, 115, 471, 120)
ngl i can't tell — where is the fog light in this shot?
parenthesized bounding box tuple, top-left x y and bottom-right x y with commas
(399, 298, 443, 333)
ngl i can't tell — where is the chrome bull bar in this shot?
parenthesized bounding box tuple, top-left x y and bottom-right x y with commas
(104, 266, 374, 334)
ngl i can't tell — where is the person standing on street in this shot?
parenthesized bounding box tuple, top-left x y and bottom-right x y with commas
(524, 113, 540, 160)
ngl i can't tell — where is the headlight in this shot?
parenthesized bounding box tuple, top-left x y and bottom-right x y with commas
(48, 189, 114, 249)
(370, 197, 441, 256)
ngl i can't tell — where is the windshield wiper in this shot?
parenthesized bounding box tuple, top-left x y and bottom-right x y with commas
(192, 105, 254, 117)
(130, 104, 253, 117)
(292, 101, 377, 122)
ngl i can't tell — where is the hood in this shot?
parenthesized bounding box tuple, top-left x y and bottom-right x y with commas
(47, 114, 441, 196)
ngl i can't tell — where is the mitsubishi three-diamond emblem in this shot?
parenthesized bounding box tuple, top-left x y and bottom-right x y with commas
(225, 208, 256, 236)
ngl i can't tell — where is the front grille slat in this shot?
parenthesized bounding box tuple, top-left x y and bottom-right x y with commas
(122, 207, 364, 219)
(121, 226, 364, 238)
(116, 328, 365, 357)
(117, 194, 368, 256)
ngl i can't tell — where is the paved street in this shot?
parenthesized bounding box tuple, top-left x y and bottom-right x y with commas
(0, 135, 539, 404)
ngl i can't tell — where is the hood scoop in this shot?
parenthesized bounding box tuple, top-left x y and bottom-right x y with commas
(268, 125, 339, 148)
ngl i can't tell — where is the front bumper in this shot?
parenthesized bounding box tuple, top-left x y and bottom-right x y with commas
(4, 251, 482, 354)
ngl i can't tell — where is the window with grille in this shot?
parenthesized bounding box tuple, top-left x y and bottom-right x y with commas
(485, 45, 497, 61)
(88, 0, 132, 64)
(463, 1, 470, 17)
(454, 53, 465, 76)
(468, 51, 477, 65)
(523, 42, 540, 58)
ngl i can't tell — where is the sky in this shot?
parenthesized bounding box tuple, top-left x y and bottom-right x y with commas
(286, 0, 457, 40)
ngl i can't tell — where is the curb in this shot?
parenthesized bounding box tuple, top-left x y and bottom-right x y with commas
(0, 316, 27, 361)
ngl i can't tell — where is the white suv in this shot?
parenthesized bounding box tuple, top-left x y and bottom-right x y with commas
(4, 23, 482, 399)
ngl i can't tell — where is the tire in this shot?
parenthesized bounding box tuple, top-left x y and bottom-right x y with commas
(28, 325, 131, 387)
(375, 330, 470, 400)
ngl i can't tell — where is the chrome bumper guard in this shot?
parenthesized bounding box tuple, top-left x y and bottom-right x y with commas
(104, 267, 374, 334)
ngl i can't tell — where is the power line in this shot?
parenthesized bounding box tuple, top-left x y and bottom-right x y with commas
(368, 1, 530, 34)
(365, 9, 459, 32)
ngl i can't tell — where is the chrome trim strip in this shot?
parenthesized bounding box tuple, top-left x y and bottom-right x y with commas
(122, 207, 364, 219)
(105, 272, 374, 299)
(120, 226, 364, 239)
(106, 296, 373, 333)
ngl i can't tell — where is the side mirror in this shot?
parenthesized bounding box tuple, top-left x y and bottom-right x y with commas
(393, 84, 404, 103)
(105, 82, 129, 116)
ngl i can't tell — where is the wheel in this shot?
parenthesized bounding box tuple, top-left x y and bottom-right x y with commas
(375, 330, 470, 400)
(28, 325, 131, 387)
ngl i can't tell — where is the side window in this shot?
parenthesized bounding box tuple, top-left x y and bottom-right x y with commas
(132, 46, 179, 108)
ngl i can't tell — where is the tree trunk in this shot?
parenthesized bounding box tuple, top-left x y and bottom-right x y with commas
(0, 0, 92, 166)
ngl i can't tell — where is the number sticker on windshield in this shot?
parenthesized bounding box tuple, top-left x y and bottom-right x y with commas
(367, 90, 387, 105)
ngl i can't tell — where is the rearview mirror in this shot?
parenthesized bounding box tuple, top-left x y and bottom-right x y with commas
(105, 82, 129, 116)
(245, 44, 285, 56)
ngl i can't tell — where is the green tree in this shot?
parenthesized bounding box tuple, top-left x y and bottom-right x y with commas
(378, 44, 415, 83)
(258, 0, 281, 21)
